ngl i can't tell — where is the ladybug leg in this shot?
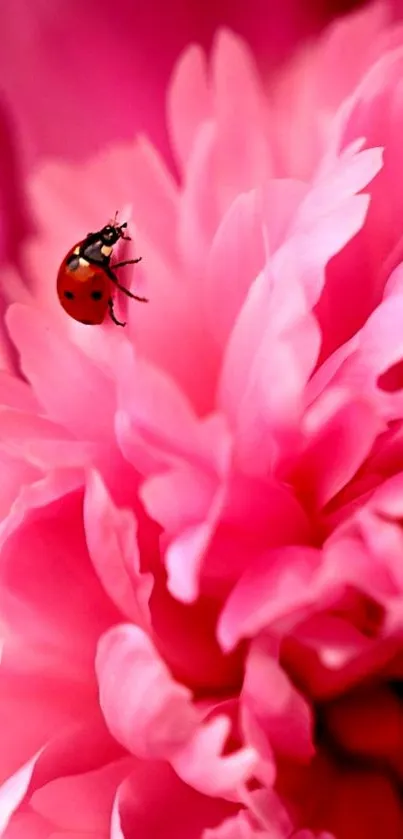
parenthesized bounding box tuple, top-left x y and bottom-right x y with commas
(108, 298, 126, 327)
(111, 257, 142, 269)
(106, 267, 148, 302)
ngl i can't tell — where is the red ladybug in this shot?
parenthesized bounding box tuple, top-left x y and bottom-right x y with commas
(57, 215, 147, 327)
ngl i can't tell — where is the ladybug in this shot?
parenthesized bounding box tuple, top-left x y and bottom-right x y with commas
(57, 214, 147, 327)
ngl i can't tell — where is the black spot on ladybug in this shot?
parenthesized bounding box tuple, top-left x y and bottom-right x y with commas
(64, 290, 75, 299)
(91, 290, 103, 301)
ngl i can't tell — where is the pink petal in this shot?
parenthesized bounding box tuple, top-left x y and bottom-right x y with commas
(84, 470, 153, 625)
(171, 714, 257, 799)
(329, 293, 403, 421)
(0, 372, 40, 412)
(0, 484, 119, 669)
(0, 451, 40, 521)
(242, 638, 315, 764)
(204, 190, 265, 350)
(111, 787, 125, 839)
(140, 464, 218, 533)
(167, 44, 212, 171)
(293, 395, 383, 509)
(202, 811, 263, 839)
(219, 262, 320, 475)
(0, 751, 43, 833)
(116, 343, 231, 475)
(6, 304, 115, 441)
(261, 179, 308, 255)
(116, 760, 236, 839)
(30, 757, 133, 833)
(271, 144, 383, 310)
(178, 121, 219, 274)
(0, 468, 84, 552)
(209, 30, 272, 210)
(165, 480, 227, 603)
(96, 624, 199, 760)
(218, 546, 322, 651)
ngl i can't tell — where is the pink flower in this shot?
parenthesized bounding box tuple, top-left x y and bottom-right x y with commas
(3, 3, 403, 839)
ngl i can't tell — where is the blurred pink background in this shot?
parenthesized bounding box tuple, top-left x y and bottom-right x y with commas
(0, 0, 369, 171)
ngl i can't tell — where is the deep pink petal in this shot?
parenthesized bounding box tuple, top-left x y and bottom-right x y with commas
(116, 760, 236, 839)
(30, 758, 133, 833)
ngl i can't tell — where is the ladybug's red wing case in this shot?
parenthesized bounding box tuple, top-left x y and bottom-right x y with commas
(57, 243, 111, 326)
(56, 220, 146, 327)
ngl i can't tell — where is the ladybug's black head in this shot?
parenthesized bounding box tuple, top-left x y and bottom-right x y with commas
(100, 221, 129, 246)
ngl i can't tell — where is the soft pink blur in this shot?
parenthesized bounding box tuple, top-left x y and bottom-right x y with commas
(2, 2, 403, 839)
(0, 0, 366, 170)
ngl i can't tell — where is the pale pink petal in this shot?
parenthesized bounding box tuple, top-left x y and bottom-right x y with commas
(271, 145, 384, 311)
(204, 190, 265, 349)
(218, 547, 322, 652)
(240, 787, 296, 838)
(0, 408, 95, 474)
(116, 343, 231, 475)
(140, 464, 218, 534)
(328, 293, 403, 421)
(315, 2, 389, 109)
(0, 751, 43, 833)
(178, 121, 219, 274)
(242, 638, 315, 764)
(165, 481, 227, 603)
(6, 304, 115, 441)
(84, 470, 153, 625)
(96, 624, 199, 760)
(167, 44, 212, 171)
(171, 714, 257, 799)
(0, 468, 84, 551)
(219, 262, 320, 475)
(111, 787, 125, 839)
(292, 396, 384, 509)
(210, 30, 272, 211)
(262, 179, 308, 255)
